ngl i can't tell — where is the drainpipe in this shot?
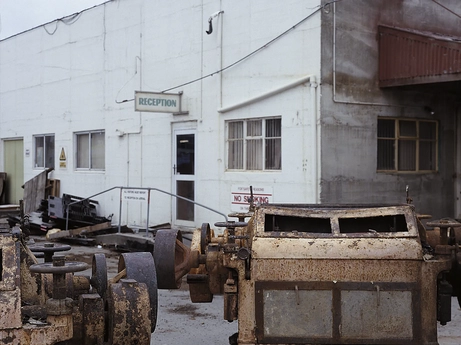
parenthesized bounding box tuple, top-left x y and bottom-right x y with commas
(332, 2, 401, 108)
(311, 77, 321, 203)
(218, 11, 224, 108)
(218, 75, 314, 113)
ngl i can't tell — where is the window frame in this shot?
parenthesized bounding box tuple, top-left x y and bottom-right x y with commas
(226, 117, 282, 171)
(377, 118, 438, 173)
(33, 134, 55, 169)
(75, 130, 105, 171)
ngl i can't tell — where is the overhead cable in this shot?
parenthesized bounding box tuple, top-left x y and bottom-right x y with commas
(117, 0, 341, 103)
(431, 0, 461, 20)
(161, 1, 340, 93)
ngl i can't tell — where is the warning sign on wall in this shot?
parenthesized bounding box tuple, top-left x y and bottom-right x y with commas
(59, 148, 66, 161)
(231, 185, 273, 212)
(123, 189, 148, 204)
(59, 148, 67, 168)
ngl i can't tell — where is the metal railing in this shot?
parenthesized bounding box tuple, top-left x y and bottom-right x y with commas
(65, 186, 228, 235)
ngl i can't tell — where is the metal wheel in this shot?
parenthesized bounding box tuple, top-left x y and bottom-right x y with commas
(200, 223, 212, 253)
(90, 253, 108, 298)
(107, 279, 151, 345)
(118, 252, 158, 332)
(154, 229, 187, 289)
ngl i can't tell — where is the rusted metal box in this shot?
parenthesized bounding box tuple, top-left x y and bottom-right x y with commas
(236, 204, 448, 344)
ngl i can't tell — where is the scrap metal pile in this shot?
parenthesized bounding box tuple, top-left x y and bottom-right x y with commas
(1, 203, 461, 344)
(7, 193, 113, 238)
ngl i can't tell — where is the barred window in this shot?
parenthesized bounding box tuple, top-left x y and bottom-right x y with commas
(377, 118, 437, 172)
(227, 118, 281, 171)
(34, 134, 55, 168)
(76, 130, 105, 170)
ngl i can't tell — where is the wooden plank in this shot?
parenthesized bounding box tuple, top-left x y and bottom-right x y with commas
(45, 179, 60, 198)
(47, 221, 112, 239)
(23, 169, 51, 214)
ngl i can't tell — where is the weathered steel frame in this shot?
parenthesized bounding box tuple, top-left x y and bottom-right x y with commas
(254, 280, 422, 344)
(254, 204, 419, 239)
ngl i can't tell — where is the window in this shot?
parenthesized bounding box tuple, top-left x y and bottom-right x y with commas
(227, 117, 281, 171)
(34, 134, 55, 168)
(76, 130, 105, 170)
(377, 118, 437, 172)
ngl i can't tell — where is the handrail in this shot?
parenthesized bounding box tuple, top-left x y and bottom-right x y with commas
(65, 186, 228, 234)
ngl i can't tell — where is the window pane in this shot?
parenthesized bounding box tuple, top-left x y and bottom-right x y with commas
(228, 140, 243, 169)
(247, 120, 262, 137)
(176, 134, 195, 175)
(229, 122, 243, 139)
(266, 138, 281, 170)
(228, 122, 244, 169)
(247, 139, 262, 170)
(266, 118, 281, 137)
(227, 118, 282, 171)
(176, 181, 194, 221)
(77, 134, 90, 168)
(419, 121, 436, 140)
(419, 141, 436, 170)
(378, 118, 437, 173)
(91, 132, 105, 170)
(398, 140, 416, 171)
(35, 136, 44, 168)
(399, 121, 416, 137)
(377, 119, 395, 138)
(45, 136, 55, 168)
(377, 139, 395, 170)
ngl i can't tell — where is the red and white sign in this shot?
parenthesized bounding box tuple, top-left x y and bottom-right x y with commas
(231, 185, 273, 212)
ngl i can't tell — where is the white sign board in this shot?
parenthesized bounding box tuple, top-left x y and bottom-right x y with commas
(231, 185, 273, 212)
(122, 189, 148, 203)
(135, 91, 181, 113)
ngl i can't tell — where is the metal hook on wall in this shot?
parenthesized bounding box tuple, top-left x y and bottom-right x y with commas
(206, 11, 224, 35)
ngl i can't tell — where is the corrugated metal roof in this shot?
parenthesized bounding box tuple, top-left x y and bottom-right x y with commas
(378, 25, 461, 87)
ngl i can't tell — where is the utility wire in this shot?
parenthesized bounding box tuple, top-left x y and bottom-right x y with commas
(161, 2, 334, 93)
(44, 12, 82, 35)
(431, 0, 461, 20)
(117, 0, 340, 103)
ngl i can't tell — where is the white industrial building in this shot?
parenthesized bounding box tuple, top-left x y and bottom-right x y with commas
(1, 0, 460, 229)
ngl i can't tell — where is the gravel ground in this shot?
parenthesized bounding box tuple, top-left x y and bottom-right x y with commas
(31, 235, 461, 345)
(438, 300, 461, 345)
(152, 287, 461, 345)
(152, 288, 238, 345)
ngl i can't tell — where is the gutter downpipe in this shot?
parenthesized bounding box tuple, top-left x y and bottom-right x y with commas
(216, 74, 320, 203)
(218, 6, 224, 108)
(311, 77, 321, 203)
(332, 2, 399, 108)
(218, 74, 314, 113)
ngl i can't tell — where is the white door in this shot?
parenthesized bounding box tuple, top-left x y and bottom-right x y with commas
(173, 129, 196, 226)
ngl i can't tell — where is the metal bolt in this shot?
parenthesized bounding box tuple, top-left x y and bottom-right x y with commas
(44, 243, 56, 262)
(52, 255, 67, 299)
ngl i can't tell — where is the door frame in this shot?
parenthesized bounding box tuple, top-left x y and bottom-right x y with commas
(455, 108, 461, 218)
(3, 138, 24, 205)
(172, 126, 197, 227)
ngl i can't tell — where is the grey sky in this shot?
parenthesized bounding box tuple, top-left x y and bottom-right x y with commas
(0, 0, 107, 40)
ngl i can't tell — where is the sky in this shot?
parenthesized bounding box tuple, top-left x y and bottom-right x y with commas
(0, 0, 107, 40)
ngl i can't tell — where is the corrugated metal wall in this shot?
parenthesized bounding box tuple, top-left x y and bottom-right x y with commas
(378, 25, 461, 87)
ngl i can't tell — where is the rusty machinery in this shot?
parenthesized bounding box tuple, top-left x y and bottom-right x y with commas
(0, 223, 156, 344)
(154, 203, 461, 345)
(1, 203, 461, 344)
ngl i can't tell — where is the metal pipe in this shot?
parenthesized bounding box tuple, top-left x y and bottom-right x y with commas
(217, 75, 314, 113)
(65, 186, 120, 231)
(118, 188, 123, 233)
(145, 190, 151, 237)
(65, 186, 228, 230)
